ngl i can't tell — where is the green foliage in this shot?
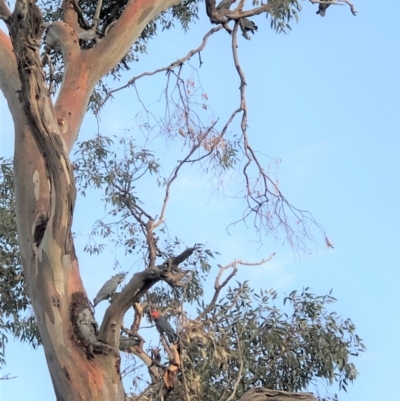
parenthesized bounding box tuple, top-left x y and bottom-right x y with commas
(0, 158, 40, 366)
(71, 135, 363, 400)
(248, 0, 301, 33)
(38, 0, 201, 111)
(168, 287, 364, 401)
(1, 144, 364, 401)
(73, 135, 162, 256)
(0, 4, 362, 395)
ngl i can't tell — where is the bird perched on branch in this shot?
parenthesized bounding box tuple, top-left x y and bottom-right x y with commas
(150, 309, 178, 344)
(216, 0, 257, 38)
(316, 2, 331, 17)
(240, 17, 258, 35)
(93, 273, 126, 307)
(216, 0, 236, 11)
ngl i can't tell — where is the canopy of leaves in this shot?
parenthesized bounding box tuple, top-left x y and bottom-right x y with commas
(151, 286, 364, 401)
(0, 1, 361, 394)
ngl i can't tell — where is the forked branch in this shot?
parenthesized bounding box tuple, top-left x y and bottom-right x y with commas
(153, 124, 217, 229)
(196, 254, 275, 320)
(309, 0, 358, 16)
(98, 246, 195, 346)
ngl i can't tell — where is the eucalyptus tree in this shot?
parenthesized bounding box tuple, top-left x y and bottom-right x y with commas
(0, 0, 359, 400)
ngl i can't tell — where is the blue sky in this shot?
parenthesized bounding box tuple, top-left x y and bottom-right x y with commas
(1, 1, 400, 400)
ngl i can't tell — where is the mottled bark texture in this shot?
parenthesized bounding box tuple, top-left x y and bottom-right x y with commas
(0, 0, 180, 400)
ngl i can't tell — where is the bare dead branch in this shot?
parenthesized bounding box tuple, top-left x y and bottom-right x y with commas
(214, 10, 328, 253)
(97, 25, 224, 112)
(153, 123, 217, 229)
(0, 374, 17, 380)
(309, 0, 358, 16)
(205, 0, 289, 24)
(196, 254, 275, 320)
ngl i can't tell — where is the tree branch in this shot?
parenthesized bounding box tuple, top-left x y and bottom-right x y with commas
(54, 0, 183, 152)
(309, 0, 358, 16)
(196, 254, 275, 320)
(0, 30, 22, 121)
(88, 0, 181, 81)
(97, 25, 223, 112)
(205, 0, 286, 24)
(45, 21, 81, 66)
(153, 124, 217, 229)
(119, 337, 160, 380)
(62, 0, 81, 34)
(98, 254, 191, 346)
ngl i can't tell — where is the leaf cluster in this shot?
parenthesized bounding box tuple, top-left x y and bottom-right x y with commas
(169, 286, 364, 401)
(73, 134, 162, 257)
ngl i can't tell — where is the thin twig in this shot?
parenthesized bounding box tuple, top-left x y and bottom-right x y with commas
(92, 0, 104, 28)
(96, 25, 224, 112)
(309, 0, 357, 15)
(153, 122, 217, 229)
(196, 254, 275, 320)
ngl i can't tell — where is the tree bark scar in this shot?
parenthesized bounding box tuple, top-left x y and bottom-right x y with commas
(70, 292, 97, 359)
(34, 214, 49, 246)
(138, 6, 153, 24)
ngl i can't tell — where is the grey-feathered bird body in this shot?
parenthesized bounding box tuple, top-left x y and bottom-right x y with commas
(241, 17, 258, 34)
(216, 0, 236, 10)
(93, 273, 126, 307)
(316, 2, 331, 17)
(151, 310, 178, 344)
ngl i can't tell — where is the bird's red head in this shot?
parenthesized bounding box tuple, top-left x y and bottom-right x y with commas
(150, 309, 160, 319)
